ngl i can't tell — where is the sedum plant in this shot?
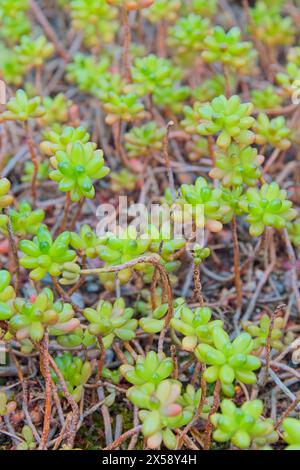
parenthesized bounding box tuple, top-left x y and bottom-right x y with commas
(1, 89, 45, 122)
(110, 168, 138, 192)
(0, 271, 15, 321)
(195, 329, 261, 396)
(171, 305, 223, 352)
(242, 313, 285, 352)
(282, 418, 300, 450)
(51, 352, 92, 402)
(124, 122, 165, 158)
(40, 94, 73, 127)
(103, 92, 146, 125)
(127, 379, 193, 449)
(139, 303, 168, 333)
(142, 0, 181, 23)
(251, 85, 283, 110)
(197, 95, 255, 149)
(288, 219, 300, 247)
(239, 182, 297, 236)
(15, 35, 54, 69)
(19, 226, 77, 281)
(66, 53, 111, 94)
(83, 298, 137, 348)
(191, 0, 217, 17)
(209, 144, 264, 187)
(0, 391, 17, 416)
(211, 399, 278, 449)
(7, 289, 79, 342)
(49, 141, 110, 201)
(1, 201, 45, 237)
(120, 351, 173, 385)
(16, 426, 37, 451)
(40, 126, 90, 156)
(202, 26, 255, 72)
(253, 113, 292, 150)
(0, 178, 14, 210)
(70, 225, 103, 259)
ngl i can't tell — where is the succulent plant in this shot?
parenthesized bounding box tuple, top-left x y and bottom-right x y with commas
(103, 92, 146, 125)
(0, 270, 15, 321)
(153, 85, 190, 114)
(251, 85, 283, 110)
(0, 46, 27, 86)
(51, 352, 92, 402)
(253, 113, 292, 150)
(202, 26, 255, 72)
(1, 89, 45, 122)
(8, 289, 79, 342)
(0, 1, 31, 43)
(49, 141, 109, 201)
(209, 144, 264, 187)
(40, 94, 72, 127)
(139, 303, 168, 333)
(124, 122, 165, 158)
(250, 2, 295, 48)
(16, 426, 37, 450)
(197, 95, 255, 149)
(15, 35, 54, 69)
(171, 305, 223, 352)
(66, 53, 111, 94)
(0, 391, 17, 416)
(195, 329, 261, 396)
(211, 399, 278, 449)
(110, 168, 138, 192)
(120, 351, 174, 385)
(142, 0, 181, 23)
(0, 178, 13, 209)
(220, 186, 244, 224)
(70, 225, 103, 259)
(282, 418, 300, 450)
(40, 125, 90, 156)
(192, 75, 228, 102)
(287, 219, 300, 247)
(277, 62, 300, 94)
(83, 298, 137, 348)
(239, 182, 297, 236)
(191, 0, 217, 17)
(178, 176, 230, 232)
(19, 226, 77, 280)
(127, 379, 192, 449)
(1, 201, 45, 238)
(242, 313, 285, 352)
(167, 14, 211, 63)
(22, 160, 49, 183)
(130, 54, 182, 96)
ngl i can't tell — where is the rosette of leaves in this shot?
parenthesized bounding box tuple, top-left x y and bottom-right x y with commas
(22, 160, 49, 183)
(1, 89, 45, 122)
(103, 92, 146, 125)
(124, 122, 165, 158)
(83, 298, 137, 348)
(40, 125, 90, 156)
(178, 384, 212, 416)
(130, 54, 182, 96)
(19, 225, 77, 281)
(249, 2, 295, 48)
(282, 418, 300, 450)
(191, 0, 217, 17)
(0, 270, 15, 321)
(0, 391, 16, 416)
(110, 168, 138, 192)
(97, 227, 152, 284)
(197, 95, 255, 149)
(106, 0, 155, 10)
(70, 224, 104, 259)
(1, 201, 45, 238)
(0, 46, 27, 86)
(167, 14, 211, 63)
(253, 113, 292, 150)
(171, 305, 223, 352)
(251, 85, 283, 110)
(195, 329, 261, 396)
(8, 289, 80, 342)
(51, 352, 92, 402)
(139, 303, 168, 333)
(49, 141, 110, 201)
(242, 314, 285, 352)
(153, 86, 190, 114)
(16, 426, 37, 451)
(93, 72, 126, 102)
(276, 62, 300, 94)
(211, 399, 278, 449)
(127, 379, 192, 449)
(288, 219, 300, 247)
(202, 26, 255, 72)
(192, 75, 227, 102)
(239, 182, 297, 236)
(142, 0, 181, 23)
(120, 351, 174, 385)
(209, 144, 264, 187)
(66, 53, 110, 93)
(220, 186, 244, 224)
(178, 176, 230, 232)
(181, 102, 203, 135)
(40, 94, 72, 127)
(70, 0, 118, 47)
(0, 0, 31, 43)
(15, 35, 54, 69)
